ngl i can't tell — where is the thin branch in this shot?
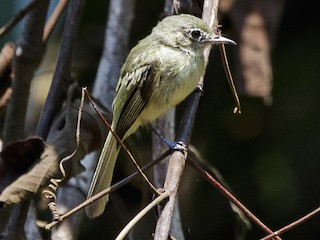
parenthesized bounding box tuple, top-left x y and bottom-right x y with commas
(115, 191, 170, 240)
(260, 206, 320, 240)
(153, 3, 183, 239)
(43, 0, 69, 42)
(154, 1, 220, 239)
(0, 0, 42, 38)
(219, 43, 241, 114)
(45, 150, 172, 230)
(186, 157, 282, 240)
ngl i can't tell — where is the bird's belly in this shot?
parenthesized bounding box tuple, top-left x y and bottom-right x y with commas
(140, 68, 201, 124)
(125, 51, 204, 137)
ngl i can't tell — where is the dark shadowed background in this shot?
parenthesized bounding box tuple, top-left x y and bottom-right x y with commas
(1, 0, 320, 239)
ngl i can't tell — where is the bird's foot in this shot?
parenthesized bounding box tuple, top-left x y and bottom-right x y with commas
(151, 127, 187, 152)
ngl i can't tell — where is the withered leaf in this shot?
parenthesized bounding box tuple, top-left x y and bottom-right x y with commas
(0, 144, 59, 207)
(0, 137, 45, 177)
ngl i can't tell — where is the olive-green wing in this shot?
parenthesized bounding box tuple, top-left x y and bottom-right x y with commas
(113, 62, 160, 139)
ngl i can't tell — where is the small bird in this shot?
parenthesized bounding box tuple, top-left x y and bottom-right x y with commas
(86, 14, 236, 218)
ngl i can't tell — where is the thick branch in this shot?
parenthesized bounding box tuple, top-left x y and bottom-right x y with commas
(35, 0, 86, 139)
(51, 0, 136, 237)
(92, 0, 136, 107)
(3, 0, 49, 145)
(0, 1, 49, 237)
(154, 1, 220, 239)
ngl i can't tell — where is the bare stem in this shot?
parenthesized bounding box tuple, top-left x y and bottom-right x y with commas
(116, 191, 170, 240)
(45, 150, 171, 230)
(260, 206, 320, 240)
(3, 0, 50, 144)
(43, 0, 69, 42)
(153, 1, 221, 239)
(187, 157, 282, 240)
(0, 0, 42, 38)
(85, 89, 160, 195)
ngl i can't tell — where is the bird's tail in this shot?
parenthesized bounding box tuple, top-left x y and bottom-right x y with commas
(85, 132, 120, 218)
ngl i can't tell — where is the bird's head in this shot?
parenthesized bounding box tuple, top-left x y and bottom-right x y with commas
(152, 14, 236, 54)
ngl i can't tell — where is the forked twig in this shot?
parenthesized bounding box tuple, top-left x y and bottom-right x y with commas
(260, 206, 320, 240)
(115, 191, 170, 240)
(84, 89, 160, 195)
(154, 1, 221, 239)
(187, 157, 282, 240)
(45, 88, 171, 230)
(45, 150, 172, 230)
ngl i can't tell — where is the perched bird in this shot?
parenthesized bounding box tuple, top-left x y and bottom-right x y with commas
(86, 14, 236, 218)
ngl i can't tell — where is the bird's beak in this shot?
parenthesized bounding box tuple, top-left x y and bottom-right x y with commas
(208, 35, 236, 45)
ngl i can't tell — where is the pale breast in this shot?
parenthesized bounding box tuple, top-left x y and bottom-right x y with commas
(138, 46, 205, 125)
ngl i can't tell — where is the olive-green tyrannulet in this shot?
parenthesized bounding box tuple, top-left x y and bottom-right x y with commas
(86, 14, 236, 218)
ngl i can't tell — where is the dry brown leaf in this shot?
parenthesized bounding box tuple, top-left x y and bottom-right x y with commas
(0, 137, 45, 190)
(0, 85, 110, 208)
(0, 144, 59, 207)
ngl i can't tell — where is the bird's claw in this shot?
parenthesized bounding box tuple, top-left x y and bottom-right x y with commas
(168, 141, 187, 152)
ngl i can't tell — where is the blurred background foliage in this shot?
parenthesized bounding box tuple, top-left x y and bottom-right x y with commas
(1, 0, 320, 239)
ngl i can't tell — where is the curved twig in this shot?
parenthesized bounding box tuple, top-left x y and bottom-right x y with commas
(219, 43, 241, 114)
(42, 87, 85, 221)
(45, 150, 171, 230)
(116, 191, 170, 240)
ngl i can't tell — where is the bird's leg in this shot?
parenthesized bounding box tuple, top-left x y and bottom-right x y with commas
(150, 126, 187, 152)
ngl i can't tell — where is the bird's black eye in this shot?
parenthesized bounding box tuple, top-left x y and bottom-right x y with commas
(189, 29, 202, 39)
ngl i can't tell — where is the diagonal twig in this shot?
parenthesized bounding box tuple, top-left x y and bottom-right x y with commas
(45, 150, 172, 230)
(85, 89, 160, 195)
(186, 157, 282, 240)
(42, 0, 69, 41)
(0, 0, 42, 38)
(260, 206, 320, 240)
